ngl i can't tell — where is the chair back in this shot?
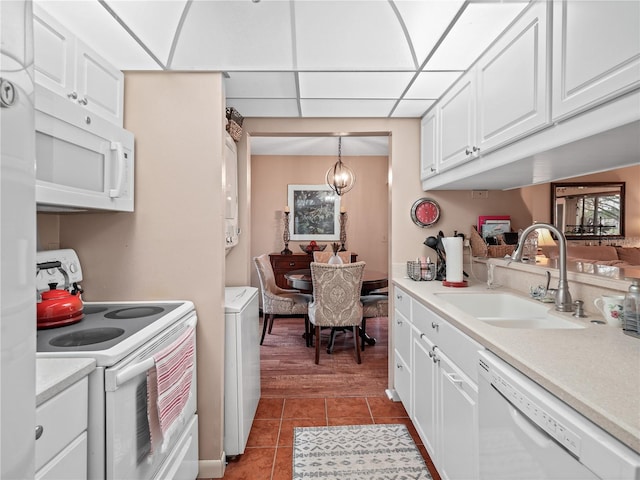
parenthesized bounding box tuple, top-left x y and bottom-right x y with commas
(312, 250, 352, 264)
(254, 254, 279, 297)
(309, 261, 365, 327)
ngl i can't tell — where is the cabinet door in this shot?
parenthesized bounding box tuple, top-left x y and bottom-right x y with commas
(33, 6, 75, 97)
(420, 110, 438, 180)
(476, 1, 550, 153)
(552, 0, 640, 121)
(75, 39, 124, 126)
(438, 71, 477, 171)
(393, 308, 411, 367)
(393, 351, 412, 415)
(438, 352, 478, 480)
(412, 330, 438, 459)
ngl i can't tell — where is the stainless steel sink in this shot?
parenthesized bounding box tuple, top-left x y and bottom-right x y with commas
(434, 292, 585, 329)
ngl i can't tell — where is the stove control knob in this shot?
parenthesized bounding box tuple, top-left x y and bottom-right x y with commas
(69, 262, 78, 274)
(47, 268, 56, 276)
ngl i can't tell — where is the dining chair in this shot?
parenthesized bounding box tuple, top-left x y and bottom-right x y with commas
(312, 250, 352, 264)
(253, 254, 312, 345)
(308, 261, 365, 364)
(360, 294, 389, 351)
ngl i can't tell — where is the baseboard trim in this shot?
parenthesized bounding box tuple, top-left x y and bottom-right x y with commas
(198, 456, 226, 479)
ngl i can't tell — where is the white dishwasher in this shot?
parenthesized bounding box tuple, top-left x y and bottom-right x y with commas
(224, 287, 261, 457)
(478, 351, 640, 480)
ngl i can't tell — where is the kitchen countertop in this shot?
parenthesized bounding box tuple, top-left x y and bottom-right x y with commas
(36, 357, 96, 406)
(392, 274, 640, 454)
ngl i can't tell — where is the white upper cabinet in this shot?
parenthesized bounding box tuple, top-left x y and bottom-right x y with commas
(33, 5, 124, 126)
(437, 71, 477, 172)
(552, 0, 640, 121)
(476, 0, 549, 152)
(420, 110, 438, 180)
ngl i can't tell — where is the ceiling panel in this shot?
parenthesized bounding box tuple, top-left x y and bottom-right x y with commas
(424, 2, 529, 71)
(404, 71, 464, 99)
(392, 99, 436, 117)
(106, 0, 187, 66)
(299, 72, 415, 99)
(226, 98, 300, 117)
(225, 72, 298, 98)
(171, 0, 294, 70)
(294, 1, 415, 70)
(301, 99, 396, 117)
(395, 0, 465, 66)
(251, 136, 389, 156)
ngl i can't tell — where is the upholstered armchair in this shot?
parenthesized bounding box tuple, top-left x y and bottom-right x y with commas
(360, 295, 388, 351)
(253, 254, 312, 345)
(312, 250, 352, 264)
(308, 261, 365, 364)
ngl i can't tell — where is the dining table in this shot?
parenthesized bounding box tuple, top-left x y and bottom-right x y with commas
(284, 268, 388, 349)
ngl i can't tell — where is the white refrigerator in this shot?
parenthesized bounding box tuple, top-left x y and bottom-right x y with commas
(224, 287, 260, 456)
(1, 1, 37, 478)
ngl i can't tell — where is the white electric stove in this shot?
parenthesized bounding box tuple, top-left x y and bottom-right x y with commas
(36, 249, 199, 480)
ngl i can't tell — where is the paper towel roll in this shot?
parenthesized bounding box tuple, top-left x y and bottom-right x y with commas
(442, 237, 464, 283)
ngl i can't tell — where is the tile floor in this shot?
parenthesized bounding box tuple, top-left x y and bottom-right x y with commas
(222, 396, 441, 480)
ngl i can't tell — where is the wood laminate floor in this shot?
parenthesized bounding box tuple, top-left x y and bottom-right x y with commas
(219, 315, 441, 480)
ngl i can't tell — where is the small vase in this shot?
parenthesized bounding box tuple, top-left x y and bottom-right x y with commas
(328, 253, 343, 265)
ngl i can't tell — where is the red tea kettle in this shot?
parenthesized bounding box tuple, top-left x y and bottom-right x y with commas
(37, 261, 84, 329)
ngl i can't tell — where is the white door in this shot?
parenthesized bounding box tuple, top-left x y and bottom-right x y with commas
(420, 110, 438, 180)
(552, 0, 640, 121)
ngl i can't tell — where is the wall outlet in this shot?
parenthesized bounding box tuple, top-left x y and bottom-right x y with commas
(471, 190, 489, 199)
(463, 239, 470, 247)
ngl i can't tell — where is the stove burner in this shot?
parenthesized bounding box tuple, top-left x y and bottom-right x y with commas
(83, 305, 109, 315)
(50, 327, 125, 347)
(104, 306, 165, 319)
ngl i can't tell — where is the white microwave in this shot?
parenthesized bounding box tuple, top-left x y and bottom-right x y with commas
(35, 85, 134, 212)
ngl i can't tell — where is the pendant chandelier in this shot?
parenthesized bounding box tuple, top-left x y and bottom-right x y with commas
(326, 136, 356, 196)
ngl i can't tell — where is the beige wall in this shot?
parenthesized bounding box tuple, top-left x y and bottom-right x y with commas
(250, 154, 388, 283)
(49, 72, 227, 475)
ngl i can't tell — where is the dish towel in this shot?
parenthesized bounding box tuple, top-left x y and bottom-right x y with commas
(147, 325, 195, 453)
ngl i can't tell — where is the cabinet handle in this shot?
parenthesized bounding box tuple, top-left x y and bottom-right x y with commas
(77, 97, 88, 105)
(396, 294, 402, 300)
(109, 141, 125, 198)
(430, 167, 436, 172)
(465, 147, 472, 155)
(444, 372, 463, 385)
(396, 363, 403, 370)
(35, 425, 43, 440)
(431, 321, 439, 331)
(396, 319, 403, 325)
(67, 91, 78, 100)
(472, 146, 480, 153)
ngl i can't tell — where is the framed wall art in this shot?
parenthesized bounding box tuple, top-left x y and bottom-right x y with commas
(288, 184, 340, 241)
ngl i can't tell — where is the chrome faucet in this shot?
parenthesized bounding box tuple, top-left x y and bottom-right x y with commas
(512, 223, 573, 312)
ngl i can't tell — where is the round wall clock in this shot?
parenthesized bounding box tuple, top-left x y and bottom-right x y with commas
(411, 198, 441, 227)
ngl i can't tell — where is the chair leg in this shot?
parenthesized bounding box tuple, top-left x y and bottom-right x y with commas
(360, 318, 367, 351)
(315, 326, 321, 364)
(327, 327, 338, 354)
(353, 326, 361, 364)
(267, 314, 275, 334)
(260, 313, 271, 345)
(304, 315, 311, 347)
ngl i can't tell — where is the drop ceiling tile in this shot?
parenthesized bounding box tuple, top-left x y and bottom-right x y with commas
(34, 0, 160, 70)
(226, 98, 300, 118)
(105, 0, 187, 66)
(301, 99, 396, 117)
(294, 1, 415, 70)
(299, 72, 414, 99)
(225, 72, 297, 98)
(392, 99, 436, 118)
(424, 2, 529, 71)
(171, 1, 294, 70)
(405, 71, 463, 99)
(395, 0, 465, 66)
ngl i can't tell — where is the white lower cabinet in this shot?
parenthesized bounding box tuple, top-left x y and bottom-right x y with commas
(393, 292, 413, 414)
(395, 287, 482, 480)
(36, 377, 88, 480)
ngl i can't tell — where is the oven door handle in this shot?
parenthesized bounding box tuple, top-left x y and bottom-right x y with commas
(106, 316, 196, 391)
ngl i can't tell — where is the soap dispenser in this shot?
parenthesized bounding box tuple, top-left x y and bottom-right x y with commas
(623, 277, 640, 337)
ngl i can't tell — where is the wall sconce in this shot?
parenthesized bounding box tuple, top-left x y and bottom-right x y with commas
(326, 137, 355, 196)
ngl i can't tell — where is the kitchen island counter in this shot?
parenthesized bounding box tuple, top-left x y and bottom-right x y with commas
(392, 274, 640, 454)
